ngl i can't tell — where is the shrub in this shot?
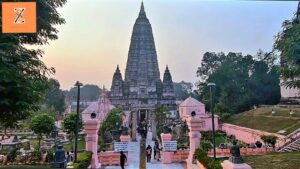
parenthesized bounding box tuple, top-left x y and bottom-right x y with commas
(7, 148, 20, 162)
(201, 140, 213, 152)
(261, 135, 278, 148)
(47, 149, 54, 162)
(194, 148, 222, 169)
(31, 149, 42, 161)
(255, 141, 262, 148)
(73, 151, 93, 169)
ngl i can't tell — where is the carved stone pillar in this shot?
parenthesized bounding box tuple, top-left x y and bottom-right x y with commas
(84, 119, 101, 169)
(186, 117, 203, 164)
(161, 133, 172, 164)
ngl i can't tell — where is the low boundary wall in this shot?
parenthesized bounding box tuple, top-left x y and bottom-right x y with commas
(98, 151, 128, 166)
(207, 147, 273, 157)
(221, 123, 287, 147)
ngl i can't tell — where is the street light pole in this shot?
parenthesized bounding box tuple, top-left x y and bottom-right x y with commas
(208, 82, 216, 160)
(74, 81, 83, 162)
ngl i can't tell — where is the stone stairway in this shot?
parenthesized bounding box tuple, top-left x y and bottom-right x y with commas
(278, 137, 300, 152)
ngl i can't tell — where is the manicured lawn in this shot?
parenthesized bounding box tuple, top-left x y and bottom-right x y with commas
(64, 137, 85, 152)
(225, 107, 300, 135)
(244, 152, 300, 169)
(0, 164, 51, 168)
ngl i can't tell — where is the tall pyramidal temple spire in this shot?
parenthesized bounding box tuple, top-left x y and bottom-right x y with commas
(125, 1, 160, 85)
(109, 2, 176, 112)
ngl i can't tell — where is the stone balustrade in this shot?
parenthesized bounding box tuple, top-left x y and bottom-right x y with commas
(170, 150, 189, 162)
(98, 151, 128, 166)
(207, 147, 273, 157)
(221, 123, 286, 147)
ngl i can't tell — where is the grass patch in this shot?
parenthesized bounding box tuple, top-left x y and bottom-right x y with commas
(244, 152, 300, 169)
(225, 108, 300, 135)
(64, 137, 85, 152)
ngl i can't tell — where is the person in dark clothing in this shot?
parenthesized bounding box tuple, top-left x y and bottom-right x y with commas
(154, 141, 160, 161)
(153, 140, 158, 160)
(120, 151, 127, 169)
(146, 145, 152, 162)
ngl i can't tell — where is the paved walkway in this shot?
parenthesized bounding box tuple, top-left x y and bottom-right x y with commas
(146, 132, 185, 169)
(103, 132, 184, 169)
(103, 135, 141, 169)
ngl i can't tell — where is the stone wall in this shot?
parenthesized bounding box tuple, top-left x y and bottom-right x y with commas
(207, 147, 273, 157)
(221, 123, 286, 147)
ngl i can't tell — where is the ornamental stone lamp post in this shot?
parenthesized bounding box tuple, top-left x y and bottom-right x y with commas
(84, 112, 101, 169)
(161, 126, 172, 164)
(186, 114, 204, 169)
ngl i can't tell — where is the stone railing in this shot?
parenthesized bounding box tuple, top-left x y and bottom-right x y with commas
(207, 148, 273, 157)
(170, 150, 189, 162)
(221, 123, 286, 147)
(98, 151, 128, 166)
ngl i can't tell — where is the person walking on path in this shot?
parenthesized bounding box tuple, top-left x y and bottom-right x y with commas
(146, 145, 152, 163)
(120, 151, 127, 169)
(154, 140, 161, 161)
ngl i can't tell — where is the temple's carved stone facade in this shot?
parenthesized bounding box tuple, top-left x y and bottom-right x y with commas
(109, 2, 176, 112)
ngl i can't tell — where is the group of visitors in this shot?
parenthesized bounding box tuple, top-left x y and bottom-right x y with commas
(66, 151, 74, 163)
(146, 140, 161, 163)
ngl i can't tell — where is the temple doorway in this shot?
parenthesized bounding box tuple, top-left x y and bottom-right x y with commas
(140, 110, 146, 122)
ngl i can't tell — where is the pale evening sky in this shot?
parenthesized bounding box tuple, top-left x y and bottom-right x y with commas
(38, 0, 297, 90)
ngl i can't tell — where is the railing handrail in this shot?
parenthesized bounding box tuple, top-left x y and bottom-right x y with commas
(286, 128, 300, 139)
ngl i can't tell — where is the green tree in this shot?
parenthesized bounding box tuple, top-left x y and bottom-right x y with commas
(45, 78, 66, 114)
(63, 112, 83, 151)
(100, 108, 122, 134)
(0, 1, 67, 131)
(197, 52, 280, 115)
(29, 114, 55, 148)
(173, 81, 195, 100)
(67, 84, 101, 101)
(274, 7, 300, 89)
(154, 105, 167, 137)
(99, 108, 122, 148)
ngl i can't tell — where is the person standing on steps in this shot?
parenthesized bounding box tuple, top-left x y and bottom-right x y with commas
(120, 151, 127, 169)
(146, 145, 152, 163)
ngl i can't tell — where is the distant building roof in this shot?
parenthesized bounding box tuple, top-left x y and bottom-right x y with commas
(180, 96, 204, 107)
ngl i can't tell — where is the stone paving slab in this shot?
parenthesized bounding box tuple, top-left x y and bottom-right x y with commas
(103, 132, 184, 169)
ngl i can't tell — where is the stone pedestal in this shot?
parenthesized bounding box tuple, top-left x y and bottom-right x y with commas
(84, 119, 101, 169)
(160, 133, 172, 164)
(222, 160, 252, 169)
(120, 135, 130, 165)
(186, 117, 203, 163)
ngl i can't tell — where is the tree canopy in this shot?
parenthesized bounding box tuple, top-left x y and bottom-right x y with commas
(274, 8, 300, 89)
(45, 78, 66, 114)
(63, 112, 83, 135)
(0, 1, 67, 128)
(173, 81, 195, 100)
(66, 84, 101, 102)
(29, 113, 55, 148)
(196, 52, 280, 115)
